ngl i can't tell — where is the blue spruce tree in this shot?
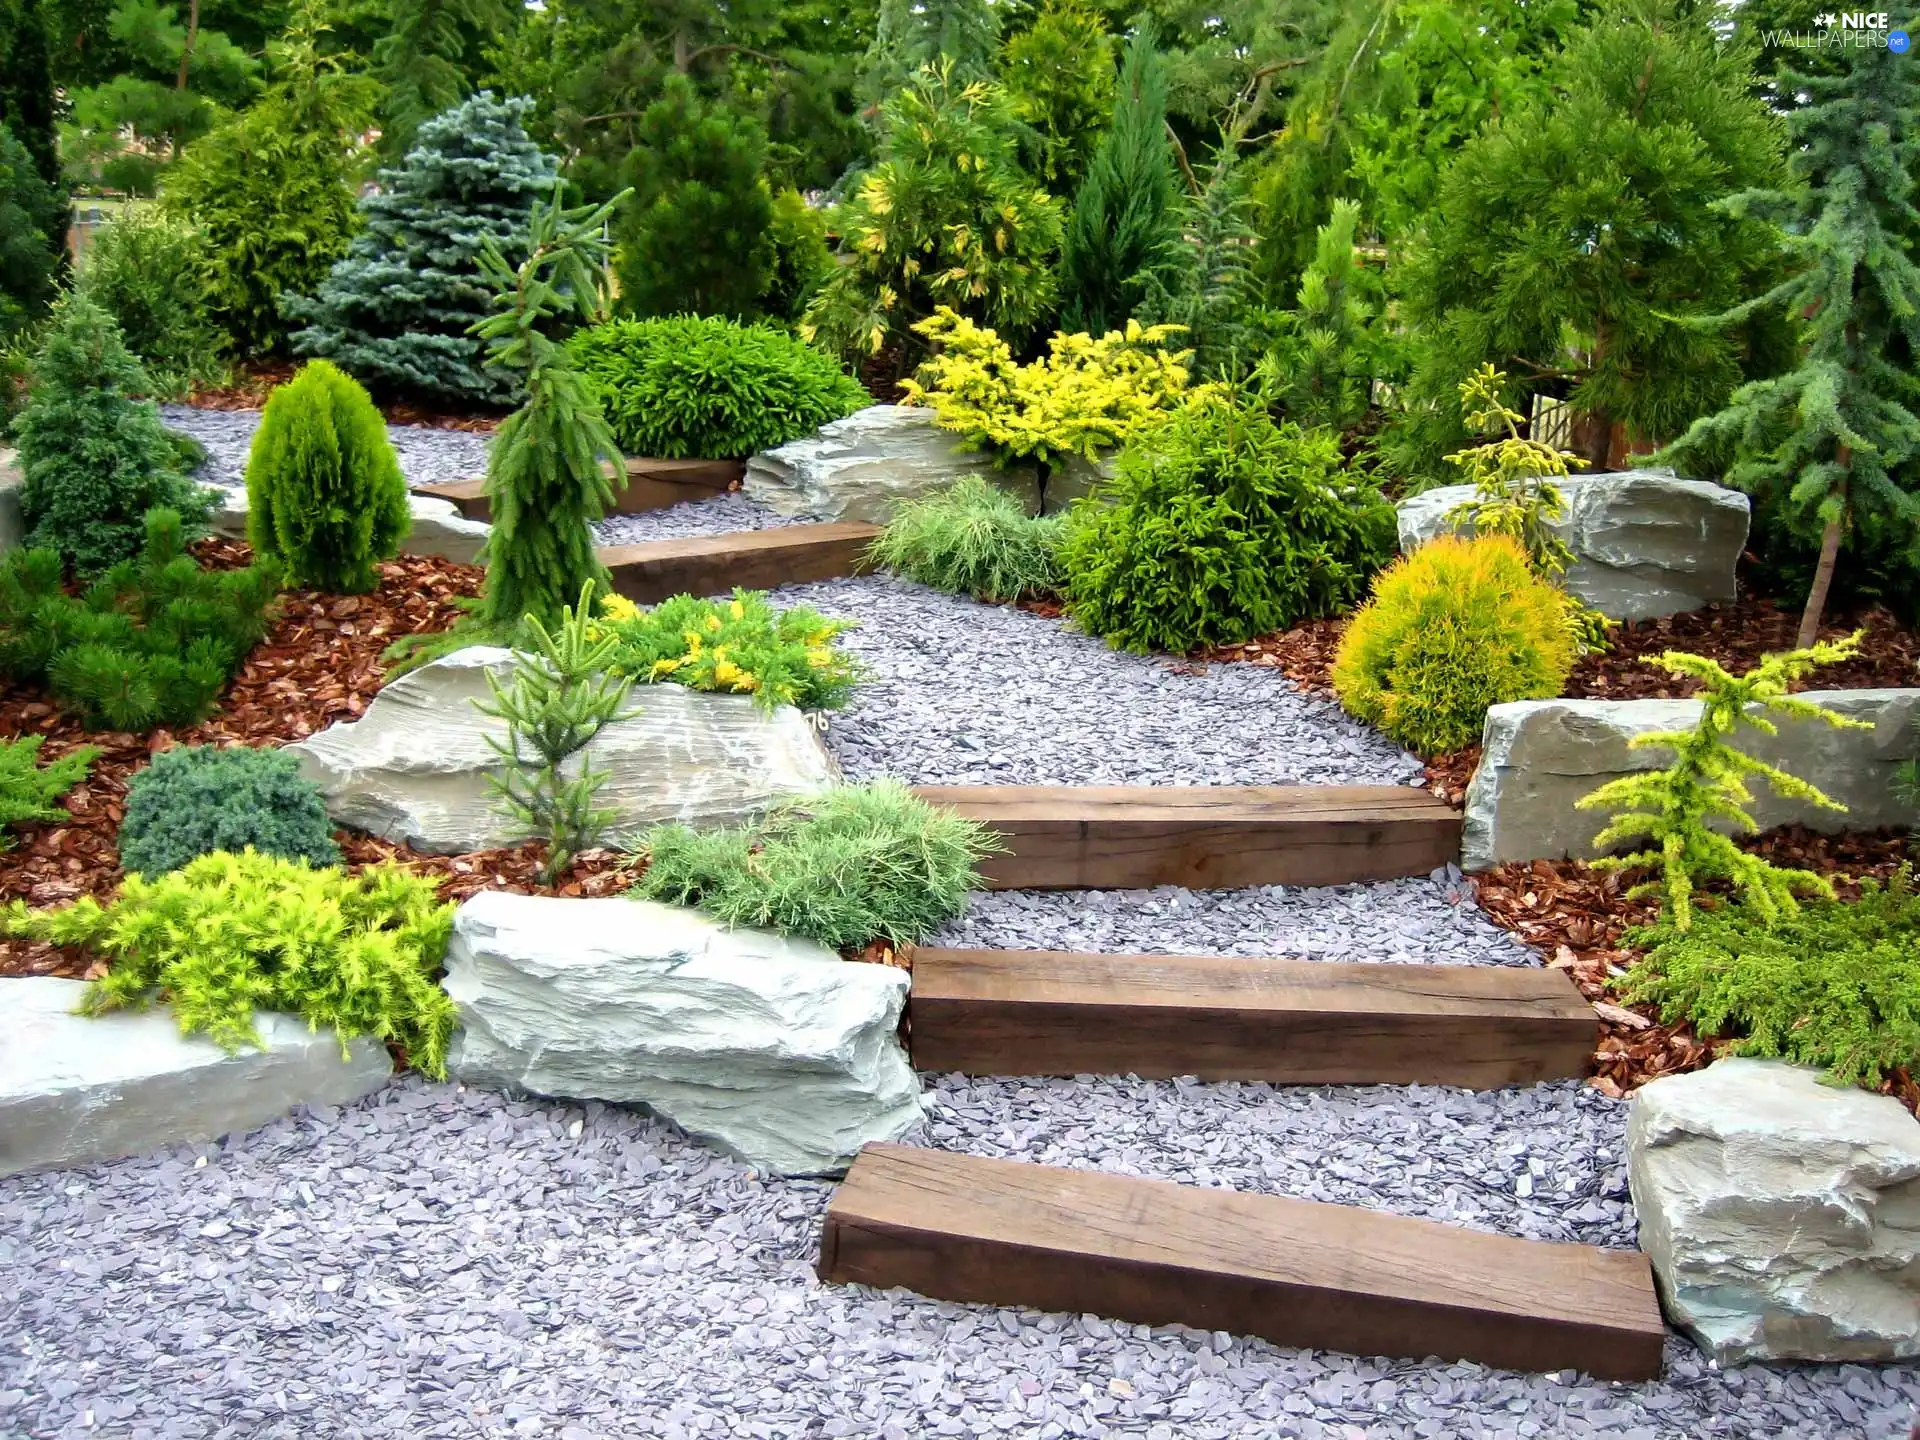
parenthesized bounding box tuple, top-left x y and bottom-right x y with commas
(286, 92, 558, 406)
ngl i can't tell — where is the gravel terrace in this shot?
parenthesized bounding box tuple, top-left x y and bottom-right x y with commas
(4, 409, 1912, 1437)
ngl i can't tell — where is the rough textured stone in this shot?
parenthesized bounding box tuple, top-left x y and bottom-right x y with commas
(211, 484, 491, 564)
(1629, 1058, 1920, 1365)
(1462, 688, 1920, 871)
(744, 404, 1041, 523)
(1042, 451, 1116, 515)
(1395, 470, 1750, 620)
(443, 891, 922, 1174)
(289, 646, 838, 854)
(0, 447, 21, 557)
(0, 976, 391, 1179)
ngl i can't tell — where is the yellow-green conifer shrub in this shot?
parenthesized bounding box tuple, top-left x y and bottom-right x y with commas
(1332, 534, 1575, 757)
(244, 359, 410, 594)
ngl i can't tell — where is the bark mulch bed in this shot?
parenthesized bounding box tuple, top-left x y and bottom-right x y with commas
(0, 544, 637, 982)
(185, 364, 503, 433)
(1474, 828, 1918, 1112)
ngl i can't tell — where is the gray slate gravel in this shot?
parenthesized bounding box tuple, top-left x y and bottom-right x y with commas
(161, 406, 493, 492)
(4, 1078, 1916, 1440)
(12, 409, 1910, 1437)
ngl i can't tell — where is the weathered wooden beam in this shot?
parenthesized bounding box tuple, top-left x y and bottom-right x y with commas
(600, 521, 880, 604)
(412, 456, 742, 524)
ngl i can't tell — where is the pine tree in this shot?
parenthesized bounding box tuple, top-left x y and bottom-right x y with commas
(1056, 27, 1182, 336)
(15, 293, 214, 575)
(0, 0, 59, 188)
(861, 0, 999, 107)
(1388, 1, 1786, 480)
(1658, 38, 1920, 645)
(473, 186, 629, 633)
(1265, 198, 1381, 430)
(614, 74, 773, 320)
(373, 0, 516, 159)
(287, 92, 558, 405)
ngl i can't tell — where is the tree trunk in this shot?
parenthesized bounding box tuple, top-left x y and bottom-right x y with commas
(1797, 512, 1843, 647)
(177, 0, 200, 90)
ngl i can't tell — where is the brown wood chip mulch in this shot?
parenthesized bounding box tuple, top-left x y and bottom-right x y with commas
(0, 545, 637, 981)
(184, 364, 503, 433)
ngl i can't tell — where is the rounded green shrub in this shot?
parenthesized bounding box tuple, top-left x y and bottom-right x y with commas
(77, 208, 227, 399)
(1060, 396, 1396, 654)
(568, 315, 867, 459)
(244, 359, 410, 593)
(1331, 534, 1576, 757)
(870, 475, 1064, 602)
(118, 743, 340, 879)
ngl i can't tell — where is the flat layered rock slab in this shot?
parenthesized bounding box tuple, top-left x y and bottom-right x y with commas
(414, 457, 741, 524)
(819, 1144, 1667, 1381)
(0, 977, 391, 1179)
(907, 948, 1594, 1087)
(601, 521, 880, 603)
(913, 784, 1461, 889)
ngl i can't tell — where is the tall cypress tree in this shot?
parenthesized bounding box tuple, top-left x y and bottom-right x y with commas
(1056, 27, 1181, 336)
(287, 92, 558, 405)
(1659, 38, 1920, 644)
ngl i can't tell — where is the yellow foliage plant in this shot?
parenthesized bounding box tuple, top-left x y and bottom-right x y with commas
(899, 306, 1198, 469)
(1332, 533, 1577, 757)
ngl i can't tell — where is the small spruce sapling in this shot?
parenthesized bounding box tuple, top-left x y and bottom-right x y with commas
(475, 582, 637, 883)
(0, 736, 99, 848)
(1575, 634, 1871, 929)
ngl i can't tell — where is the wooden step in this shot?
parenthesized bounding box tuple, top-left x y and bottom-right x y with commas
(819, 1145, 1666, 1381)
(913, 784, 1461, 889)
(907, 948, 1595, 1087)
(601, 521, 880, 604)
(412, 456, 742, 523)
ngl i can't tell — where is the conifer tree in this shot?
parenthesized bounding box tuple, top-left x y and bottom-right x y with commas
(373, 0, 516, 159)
(1658, 37, 1920, 646)
(1265, 199, 1381, 431)
(0, 124, 61, 339)
(1000, 0, 1115, 190)
(287, 92, 558, 405)
(1136, 148, 1264, 379)
(473, 186, 630, 634)
(614, 75, 773, 320)
(1389, 2, 1785, 480)
(861, 0, 999, 107)
(1056, 27, 1182, 336)
(0, 0, 58, 188)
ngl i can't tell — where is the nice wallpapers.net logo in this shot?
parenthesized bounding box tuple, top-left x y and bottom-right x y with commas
(1764, 12, 1913, 49)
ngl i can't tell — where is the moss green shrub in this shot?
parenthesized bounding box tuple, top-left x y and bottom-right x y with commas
(1576, 635, 1869, 930)
(0, 507, 280, 731)
(14, 293, 214, 576)
(118, 744, 340, 879)
(1332, 534, 1576, 757)
(2, 850, 457, 1077)
(869, 475, 1063, 602)
(568, 315, 867, 459)
(596, 590, 858, 712)
(244, 360, 410, 594)
(635, 779, 1001, 949)
(1061, 396, 1396, 655)
(0, 736, 99, 848)
(77, 208, 228, 399)
(1620, 869, 1920, 1088)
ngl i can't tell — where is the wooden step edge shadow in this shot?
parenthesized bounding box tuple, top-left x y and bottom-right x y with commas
(600, 521, 882, 604)
(819, 1144, 1666, 1382)
(905, 948, 1596, 1089)
(412, 457, 745, 525)
(912, 784, 1464, 890)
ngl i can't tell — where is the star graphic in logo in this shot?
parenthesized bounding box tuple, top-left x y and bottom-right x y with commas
(1814, 11, 1838, 24)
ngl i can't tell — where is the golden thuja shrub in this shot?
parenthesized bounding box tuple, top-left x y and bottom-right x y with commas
(1332, 534, 1576, 757)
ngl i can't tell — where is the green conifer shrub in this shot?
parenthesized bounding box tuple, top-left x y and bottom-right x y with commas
(1576, 635, 1869, 930)
(596, 589, 858, 713)
(243, 360, 410, 594)
(14, 293, 214, 575)
(1260, 199, 1382, 432)
(0, 736, 99, 849)
(636, 779, 1002, 949)
(1618, 868, 1920, 1088)
(373, 0, 517, 158)
(76, 208, 227, 399)
(615, 76, 773, 321)
(286, 92, 559, 406)
(1332, 534, 1576, 757)
(1061, 395, 1396, 654)
(2, 850, 458, 1078)
(1136, 150, 1268, 381)
(1001, 0, 1115, 190)
(760, 189, 835, 324)
(568, 316, 866, 459)
(0, 121, 61, 340)
(0, 507, 280, 731)
(118, 744, 340, 879)
(869, 476, 1064, 603)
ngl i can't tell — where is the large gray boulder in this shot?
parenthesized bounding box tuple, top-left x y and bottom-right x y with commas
(444, 892, 923, 1175)
(289, 646, 838, 854)
(1463, 688, 1919, 871)
(0, 977, 391, 1179)
(211, 484, 491, 564)
(1629, 1058, 1920, 1365)
(1395, 471, 1750, 620)
(1043, 451, 1117, 515)
(745, 404, 1041, 523)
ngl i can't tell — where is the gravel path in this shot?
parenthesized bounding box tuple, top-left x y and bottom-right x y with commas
(5, 1079, 1915, 1440)
(12, 406, 1910, 1437)
(161, 406, 494, 492)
